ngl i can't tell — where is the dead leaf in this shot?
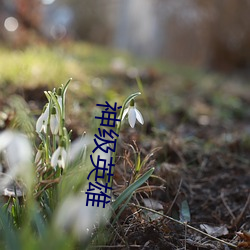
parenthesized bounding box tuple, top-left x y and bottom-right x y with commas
(143, 198, 163, 211)
(174, 192, 191, 222)
(237, 231, 250, 248)
(142, 198, 164, 221)
(200, 224, 229, 237)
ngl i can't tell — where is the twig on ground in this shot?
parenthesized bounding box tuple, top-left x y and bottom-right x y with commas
(166, 178, 183, 215)
(233, 192, 250, 227)
(129, 203, 238, 249)
(89, 244, 141, 248)
(221, 189, 236, 221)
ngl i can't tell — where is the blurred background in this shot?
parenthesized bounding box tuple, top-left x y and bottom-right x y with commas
(1, 0, 250, 73)
(1, 0, 250, 135)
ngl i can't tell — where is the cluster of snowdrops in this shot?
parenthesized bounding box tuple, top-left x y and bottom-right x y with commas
(0, 79, 153, 249)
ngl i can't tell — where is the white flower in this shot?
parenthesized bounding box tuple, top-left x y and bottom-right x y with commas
(50, 106, 60, 135)
(54, 193, 110, 241)
(36, 104, 50, 133)
(51, 145, 67, 169)
(0, 130, 33, 190)
(122, 100, 144, 128)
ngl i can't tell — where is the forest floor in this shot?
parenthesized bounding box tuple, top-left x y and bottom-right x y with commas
(0, 42, 250, 249)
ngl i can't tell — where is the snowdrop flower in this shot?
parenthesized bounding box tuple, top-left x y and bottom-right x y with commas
(36, 103, 50, 133)
(0, 130, 33, 190)
(55, 193, 110, 241)
(51, 143, 67, 169)
(50, 106, 60, 135)
(122, 99, 144, 128)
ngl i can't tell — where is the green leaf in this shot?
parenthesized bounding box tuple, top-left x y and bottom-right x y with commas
(112, 167, 154, 211)
(0, 208, 21, 250)
(32, 209, 46, 237)
(179, 199, 191, 222)
(62, 78, 72, 98)
(112, 192, 133, 225)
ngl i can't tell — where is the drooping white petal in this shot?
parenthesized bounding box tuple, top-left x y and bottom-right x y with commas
(51, 147, 61, 168)
(135, 109, 144, 125)
(36, 113, 45, 133)
(128, 107, 136, 128)
(61, 148, 67, 160)
(5, 133, 32, 171)
(0, 130, 14, 151)
(57, 158, 65, 169)
(51, 146, 67, 169)
(59, 148, 67, 169)
(121, 102, 144, 128)
(122, 107, 129, 120)
(0, 130, 33, 191)
(50, 114, 59, 135)
(36, 104, 50, 134)
(41, 121, 48, 133)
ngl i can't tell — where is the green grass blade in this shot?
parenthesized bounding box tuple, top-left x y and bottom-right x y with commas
(112, 167, 154, 211)
(0, 208, 21, 250)
(32, 207, 46, 237)
(112, 192, 133, 225)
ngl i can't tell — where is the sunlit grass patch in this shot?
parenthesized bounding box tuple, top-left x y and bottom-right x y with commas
(0, 44, 85, 86)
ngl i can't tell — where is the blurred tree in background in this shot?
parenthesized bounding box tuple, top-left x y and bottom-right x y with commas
(203, 0, 250, 71)
(67, 0, 115, 45)
(1, 0, 250, 72)
(65, 0, 250, 72)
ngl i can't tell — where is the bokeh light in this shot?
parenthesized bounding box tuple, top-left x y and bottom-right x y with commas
(50, 24, 67, 40)
(4, 17, 19, 32)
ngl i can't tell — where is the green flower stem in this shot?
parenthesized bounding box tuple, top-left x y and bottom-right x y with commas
(52, 134, 56, 152)
(44, 94, 53, 164)
(62, 127, 70, 150)
(107, 92, 141, 190)
(136, 77, 155, 127)
(112, 167, 155, 211)
(48, 92, 63, 136)
(47, 79, 71, 137)
(61, 78, 72, 126)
